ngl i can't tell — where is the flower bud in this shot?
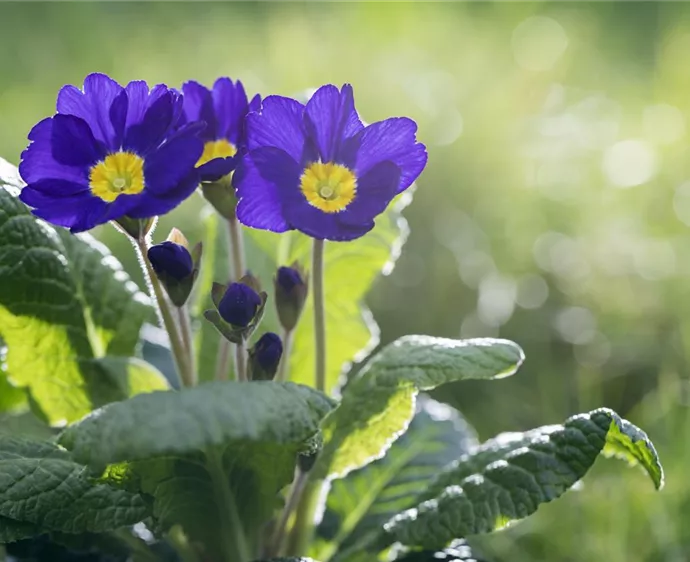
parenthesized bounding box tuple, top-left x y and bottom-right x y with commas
(205, 280, 268, 344)
(248, 332, 283, 381)
(219, 283, 261, 327)
(274, 263, 308, 332)
(114, 215, 156, 240)
(147, 240, 200, 307)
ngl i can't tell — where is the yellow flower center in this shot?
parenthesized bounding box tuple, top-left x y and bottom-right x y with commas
(197, 139, 237, 167)
(300, 162, 357, 213)
(89, 152, 145, 202)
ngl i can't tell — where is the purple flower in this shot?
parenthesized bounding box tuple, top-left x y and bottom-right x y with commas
(218, 282, 262, 327)
(235, 84, 427, 241)
(274, 264, 308, 331)
(181, 78, 261, 183)
(276, 265, 304, 291)
(148, 241, 193, 281)
(248, 332, 283, 381)
(18, 73, 205, 232)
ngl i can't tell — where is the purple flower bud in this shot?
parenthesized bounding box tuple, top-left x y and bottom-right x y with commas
(148, 242, 194, 281)
(218, 282, 262, 327)
(248, 332, 283, 381)
(274, 265, 308, 332)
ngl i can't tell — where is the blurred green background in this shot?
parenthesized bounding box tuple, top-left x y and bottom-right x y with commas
(2, 2, 690, 561)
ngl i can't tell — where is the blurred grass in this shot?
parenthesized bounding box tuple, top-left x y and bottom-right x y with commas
(3, 2, 690, 560)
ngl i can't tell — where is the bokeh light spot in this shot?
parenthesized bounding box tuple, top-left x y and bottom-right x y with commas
(602, 139, 656, 188)
(643, 104, 686, 145)
(512, 16, 568, 72)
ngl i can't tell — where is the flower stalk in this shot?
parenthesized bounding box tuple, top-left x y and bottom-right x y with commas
(276, 328, 294, 382)
(312, 239, 327, 392)
(135, 236, 195, 388)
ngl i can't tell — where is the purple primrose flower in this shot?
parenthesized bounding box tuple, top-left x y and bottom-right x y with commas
(181, 78, 261, 183)
(235, 84, 427, 241)
(18, 73, 204, 232)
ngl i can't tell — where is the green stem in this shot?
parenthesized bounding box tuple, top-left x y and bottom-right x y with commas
(312, 238, 327, 392)
(113, 529, 161, 562)
(286, 478, 323, 556)
(206, 448, 251, 562)
(215, 216, 247, 381)
(135, 238, 193, 388)
(267, 467, 308, 557)
(235, 340, 248, 382)
(275, 328, 294, 383)
(177, 304, 197, 386)
(167, 525, 201, 562)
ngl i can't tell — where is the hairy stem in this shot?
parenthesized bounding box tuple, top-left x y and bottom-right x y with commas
(267, 466, 308, 557)
(312, 238, 327, 392)
(285, 478, 323, 556)
(275, 328, 294, 383)
(215, 216, 247, 381)
(235, 340, 248, 382)
(206, 448, 251, 562)
(177, 304, 197, 386)
(135, 238, 193, 388)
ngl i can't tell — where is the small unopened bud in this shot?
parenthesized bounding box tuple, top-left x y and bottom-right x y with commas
(147, 240, 199, 306)
(248, 332, 283, 381)
(274, 264, 308, 332)
(205, 280, 268, 344)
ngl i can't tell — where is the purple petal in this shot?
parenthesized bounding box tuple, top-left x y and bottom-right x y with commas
(304, 84, 363, 162)
(182, 81, 217, 141)
(351, 117, 427, 194)
(282, 195, 374, 241)
(56, 73, 123, 148)
(248, 94, 262, 113)
(28, 192, 110, 232)
(123, 82, 168, 131)
(143, 122, 204, 195)
(126, 171, 199, 218)
(198, 156, 239, 182)
(109, 90, 128, 148)
(212, 78, 248, 144)
(246, 95, 306, 163)
(51, 114, 104, 167)
(124, 91, 177, 155)
(19, 118, 90, 185)
(338, 161, 400, 225)
(24, 178, 90, 197)
(235, 153, 290, 233)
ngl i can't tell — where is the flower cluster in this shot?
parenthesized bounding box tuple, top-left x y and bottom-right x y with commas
(18, 73, 427, 241)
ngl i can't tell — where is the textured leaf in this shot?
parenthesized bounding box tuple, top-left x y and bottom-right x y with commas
(0, 346, 26, 414)
(245, 193, 412, 394)
(0, 165, 153, 425)
(88, 356, 170, 402)
(391, 540, 487, 562)
(317, 398, 478, 561)
(378, 408, 663, 550)
(59, 381, 335, 557)
(0, 516, 40, 544)
(0, 436, 148, 537)
(315, 336, 524, 479)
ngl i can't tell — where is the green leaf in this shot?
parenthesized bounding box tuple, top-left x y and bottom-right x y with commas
(87, 357, 170, 403)
(377, 408, 664, 551)
(245, 193, 412, 394)
(0, 347, 26, 414)
(59, 381, 335, 558)
(253, 559, 322, 562)
(315, 336, 524, 479)
(0, 166, 153, 425)
(0, 516, 41, 544)
(391, 540, 487, 562)
(316, 398, 478, 561)
(0, 436, 148, 537)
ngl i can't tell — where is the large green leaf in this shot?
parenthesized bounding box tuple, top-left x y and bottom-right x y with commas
(244, 193, 412, 394)
(59, 381, 334, 559)
(316, 398, 478, 561)
(375, 408, 663, 551)
(391, 540, 487, 562)
(0, 346, 26, 414)
(0, 436, 148, 540)
(314, 336, 524, 480)
(0, 160, 157, 425)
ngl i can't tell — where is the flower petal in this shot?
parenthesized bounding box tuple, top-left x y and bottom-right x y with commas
(338, 161, 400, 225)
(51, 114, 104, 167)
(109, 90, 128, 148)
(235, 152, 291, 233)
(349, 117, 427, 193)
(29, 192, 109, 232)
(246, 95, 306, 163)
(212, 78, 248, 144)
(56, 73, 123, 148)
(198, 156, 239, 182)
(282, 196, 374, 241)
(248, 94, 262, 113)
(124, 91, 177, 155)
(182, 81, 217, 141)
(19, 118, 90, 185)
(143, 122, 204, 195)
(126, 171, 199, 219)
(304, 84, 363, 163)
(23, 178, 90, 197)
